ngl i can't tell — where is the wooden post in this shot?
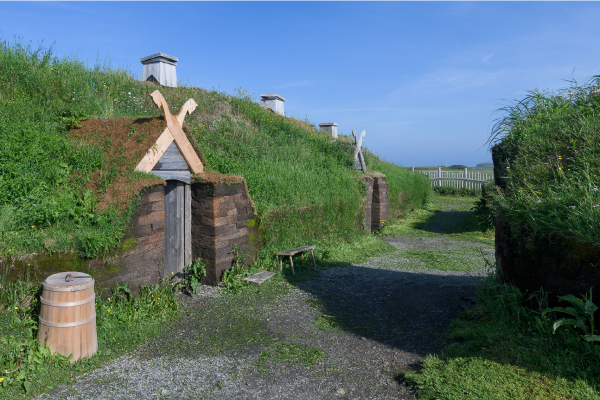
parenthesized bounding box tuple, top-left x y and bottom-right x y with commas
(464, 167, 468, 190)
(311, 249, 317, 269)
(289, 255, 295, 275)
(184, 183, 191, 267)
(438, 167, 442, 187)
(411, 166, 415, 172)
(164, 181, 185, 279)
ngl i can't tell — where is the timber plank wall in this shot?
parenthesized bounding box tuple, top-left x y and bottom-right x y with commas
(4, 174, 390, 291)
(191, 177, 257, 286)
(90, 184, 166, 292)
(363, 176, 390, 233)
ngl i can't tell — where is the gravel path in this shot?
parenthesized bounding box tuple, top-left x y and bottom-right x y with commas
(37, 203, 492, 400)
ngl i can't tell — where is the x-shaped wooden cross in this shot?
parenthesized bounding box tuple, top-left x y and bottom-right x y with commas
(352, 129, 367, 173)
(135, 90, 204, 174)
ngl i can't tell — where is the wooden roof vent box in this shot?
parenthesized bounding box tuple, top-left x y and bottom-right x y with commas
(319, 123, 338, 139)
(260, 94, 286, 116)
(141, 52, 178, 87)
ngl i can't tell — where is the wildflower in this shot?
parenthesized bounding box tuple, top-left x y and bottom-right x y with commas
(593, 205, 599, 208)
(532, 207, 537, 210)
(14, 307, 17, 309)
(0, 378, 3, 383)
(536, 200, 541, 204)
(31, 226, 35, 229)
(107, 309, 111, 312)
(556, 198, 561, 201)
(591, 188, 598, 192)
(108, 298, 111, 301)
(569, 206, 576, 209)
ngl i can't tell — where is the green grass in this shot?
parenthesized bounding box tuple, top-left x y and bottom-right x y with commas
(0, 37, 431, 265)
(403, 277, 600, 399)
(380, 195, 495, 244)
(489, 77, 600, 247)
(257, 342, 325, 367)
(0, 276, 180, 397)
(400, 249, 480, 272)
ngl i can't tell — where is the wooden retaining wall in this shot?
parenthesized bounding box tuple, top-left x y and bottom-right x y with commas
(90, 184, 166, 292)
(4, 173, 390, 290)
(191, 175, 257, 285)
(362, 175, 390, 233)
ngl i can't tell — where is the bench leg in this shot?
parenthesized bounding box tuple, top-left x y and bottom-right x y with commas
(289, 255, 295, 275)
(311, 249, 317, 269)
(301, 252, 303, 261)
(279, 256, 282, 271)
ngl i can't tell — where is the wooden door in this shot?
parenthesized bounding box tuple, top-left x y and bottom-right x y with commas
(164, 180, 191, 279)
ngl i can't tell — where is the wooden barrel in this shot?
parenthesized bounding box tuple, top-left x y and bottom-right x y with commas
(38, 272, 98, 363)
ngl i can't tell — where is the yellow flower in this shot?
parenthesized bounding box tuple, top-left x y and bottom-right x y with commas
(0, 377, 3, 383)
(31, 226, 35, 229)
(14, 307, 18, 309)
(108, 298, 111, 301)
(107, 309, 111, 312)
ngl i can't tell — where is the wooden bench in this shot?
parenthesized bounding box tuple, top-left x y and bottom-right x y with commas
(277, 245, 317, 275)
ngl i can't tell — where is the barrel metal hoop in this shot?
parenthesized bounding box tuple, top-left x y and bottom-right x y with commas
(40, 295, 95, 307)
(43, 280, 94, 292)
(39, 314, 96, 328)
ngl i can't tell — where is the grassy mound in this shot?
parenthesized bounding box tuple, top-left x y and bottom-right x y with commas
(0, 38, 431, 263)
(489, 76, 600, 247)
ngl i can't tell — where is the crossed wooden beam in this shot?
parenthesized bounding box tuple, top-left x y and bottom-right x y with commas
(135, 90, 204, 174)
(352, 129, 367, 173)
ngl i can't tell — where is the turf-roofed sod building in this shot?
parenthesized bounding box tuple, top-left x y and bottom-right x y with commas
(29, 90, 391, 291)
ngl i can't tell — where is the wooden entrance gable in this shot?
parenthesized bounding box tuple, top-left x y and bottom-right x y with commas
(134, 90, 203, 279)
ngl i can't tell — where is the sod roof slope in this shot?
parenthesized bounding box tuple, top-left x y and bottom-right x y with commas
(69, 115, 206, 212)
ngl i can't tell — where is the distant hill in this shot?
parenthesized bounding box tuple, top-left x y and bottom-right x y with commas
(474, 162, 493, 169)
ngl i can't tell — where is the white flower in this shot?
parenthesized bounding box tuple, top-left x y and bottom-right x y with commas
(569, 206, 576, 209)
(536, 200, 541, 204)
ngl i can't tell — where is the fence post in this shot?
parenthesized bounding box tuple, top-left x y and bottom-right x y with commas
(463, 167, 467, 190)
(412, 166, 414, 172)
(438, 167, 442, 187)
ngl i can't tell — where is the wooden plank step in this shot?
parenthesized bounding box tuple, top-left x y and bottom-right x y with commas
(243, 271, 275, 286)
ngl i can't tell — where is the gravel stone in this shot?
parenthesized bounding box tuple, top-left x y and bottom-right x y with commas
(36, 206, 492, 399)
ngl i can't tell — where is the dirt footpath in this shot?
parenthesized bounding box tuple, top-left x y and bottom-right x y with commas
(38, 200, 492, 400)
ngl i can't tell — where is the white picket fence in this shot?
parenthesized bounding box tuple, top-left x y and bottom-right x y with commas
(411, 167, 493, 190)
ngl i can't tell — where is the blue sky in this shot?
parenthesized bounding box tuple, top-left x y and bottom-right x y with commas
(2, 2, 600, 167)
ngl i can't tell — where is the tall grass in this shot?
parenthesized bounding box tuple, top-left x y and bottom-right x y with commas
(489, 76, 600, 246)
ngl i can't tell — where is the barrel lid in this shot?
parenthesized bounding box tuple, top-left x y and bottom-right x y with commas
(44, 272, 94, 288)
